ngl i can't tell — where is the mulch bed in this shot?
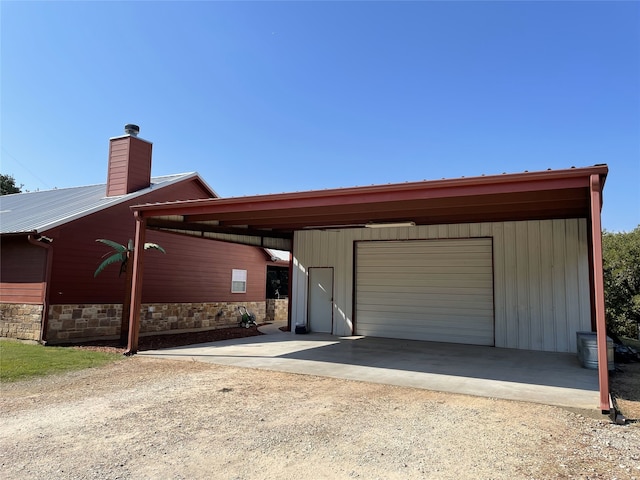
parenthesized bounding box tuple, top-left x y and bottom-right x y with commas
(57, 326, 265, 355)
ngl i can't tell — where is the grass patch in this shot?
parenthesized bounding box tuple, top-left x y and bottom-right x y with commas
(0, 340, 122, 383)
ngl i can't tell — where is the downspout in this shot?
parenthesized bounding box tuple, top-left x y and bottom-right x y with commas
(27, 234, 53, 344)
(125, 212, 147, 355)
(589, 174, 609, 413)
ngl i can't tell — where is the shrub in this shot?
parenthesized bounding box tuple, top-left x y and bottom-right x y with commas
(603, 226, 640, 339)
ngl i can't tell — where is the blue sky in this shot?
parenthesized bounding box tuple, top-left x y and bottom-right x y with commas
(1, 1, 638, 232)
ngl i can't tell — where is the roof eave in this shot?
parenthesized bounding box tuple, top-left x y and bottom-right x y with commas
(131, 165, 608, 218)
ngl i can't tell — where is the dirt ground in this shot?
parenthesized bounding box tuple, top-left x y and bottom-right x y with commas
(63, 325, 640, 422)
(611, 361, 640, 421)
(2, 331, 640, 479)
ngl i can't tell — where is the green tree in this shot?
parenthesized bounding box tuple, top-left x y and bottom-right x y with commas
(94, 239, 166, 345)
(603, 226, 640, 339)
(0, 173, 22, 195)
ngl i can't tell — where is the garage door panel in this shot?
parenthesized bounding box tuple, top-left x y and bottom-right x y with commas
(363, 280, 493, 295)
(357, 272, 493, 286)
(356, 323, 494, 338)
(357, 322, 495, 336)
(356, 324, 494, 345)
(358, 268, 491, 278)
(356, 294, 494, 311)
(357, 289, 494, 301)
(357, 309, 494, 324)
(359, 240, 490, 254)
(356, 239, 494, 346)
(358, 258, 492, 268)
(361, 284, 492, 299)
(357, 302, 495, 317)
(356, 320, 494, 337)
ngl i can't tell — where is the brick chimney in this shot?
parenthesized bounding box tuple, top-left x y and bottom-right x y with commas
(106, 124, 153, 197)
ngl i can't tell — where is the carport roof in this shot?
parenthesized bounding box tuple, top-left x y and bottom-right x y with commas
(131, 165, 608, 250)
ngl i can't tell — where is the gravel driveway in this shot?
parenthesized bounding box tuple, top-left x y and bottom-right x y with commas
(1, 357, 639, 480)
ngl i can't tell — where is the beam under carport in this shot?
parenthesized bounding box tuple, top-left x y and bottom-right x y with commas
(146, 218, 293, 249)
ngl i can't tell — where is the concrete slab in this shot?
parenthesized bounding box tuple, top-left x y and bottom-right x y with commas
(139, 331, 600, 410)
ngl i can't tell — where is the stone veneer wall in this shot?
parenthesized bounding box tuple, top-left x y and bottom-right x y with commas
(0, 304, 44, 341)
(266, 298, 288, 322)
(47, 304, 121, 343)
(46, 301, 266, 344)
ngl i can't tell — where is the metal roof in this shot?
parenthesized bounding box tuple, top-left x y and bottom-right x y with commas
(0, 173, 200, 235)
(131, 165, 609, 252)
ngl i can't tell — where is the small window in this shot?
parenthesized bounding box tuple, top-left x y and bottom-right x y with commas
(231, 269, 247, 293)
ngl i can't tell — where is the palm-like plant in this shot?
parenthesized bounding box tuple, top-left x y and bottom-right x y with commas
(94, 239, 166, 278)
(94, 239, 166, 345)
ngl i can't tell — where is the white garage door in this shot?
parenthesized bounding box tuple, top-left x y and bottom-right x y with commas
(356, 238, 494, 345)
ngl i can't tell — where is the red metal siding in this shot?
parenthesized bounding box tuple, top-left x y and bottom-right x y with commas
(106, 136, 152, 196)
(45, 179, 267, 304)
(106, 138, 130, 196)
(0, 236, 47, 303)
(143, 231, 267, 303)
(126, 138, 152, 193)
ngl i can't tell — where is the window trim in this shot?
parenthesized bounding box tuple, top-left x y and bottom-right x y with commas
(231, 269, 247, 293)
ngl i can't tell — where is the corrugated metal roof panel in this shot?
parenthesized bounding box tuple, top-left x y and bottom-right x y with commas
(0, 174, 195, 234)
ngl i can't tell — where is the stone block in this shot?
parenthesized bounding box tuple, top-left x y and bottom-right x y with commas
(61, 319, 75, 329)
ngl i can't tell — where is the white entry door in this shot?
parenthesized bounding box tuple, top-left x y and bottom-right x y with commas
(308, 267, 333, 333)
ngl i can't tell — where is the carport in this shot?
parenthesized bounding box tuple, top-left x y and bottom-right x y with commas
(138, 331, 599, 410)
(125, 165, 610, 411)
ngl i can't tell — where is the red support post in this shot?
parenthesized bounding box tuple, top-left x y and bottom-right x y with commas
(125, 212, 147, 355)
(589, 174, 609, 413)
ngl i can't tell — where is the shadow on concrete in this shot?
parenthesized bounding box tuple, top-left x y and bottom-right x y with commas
(140, 332, 600, 410)
(282, 335, 596, 390)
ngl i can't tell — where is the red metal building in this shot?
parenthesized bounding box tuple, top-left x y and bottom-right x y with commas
(0, 125, 281, 343)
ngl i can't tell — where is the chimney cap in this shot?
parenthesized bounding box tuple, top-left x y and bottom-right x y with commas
(124, 124, 140, 136)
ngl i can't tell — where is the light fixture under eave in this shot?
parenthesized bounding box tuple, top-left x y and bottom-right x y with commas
(365, 221, 416, 229)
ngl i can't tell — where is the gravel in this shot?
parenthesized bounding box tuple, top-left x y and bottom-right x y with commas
(1, 357, 639, 480)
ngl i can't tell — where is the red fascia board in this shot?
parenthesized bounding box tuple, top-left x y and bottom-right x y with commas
(130, 165, 608, 218)
(190, 185, 590, 224)
(195, 191, 587, 228)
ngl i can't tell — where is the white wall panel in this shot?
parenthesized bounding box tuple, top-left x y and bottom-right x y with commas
(539, 220, 556, 350)
(516, 221, 530, 350)
(492, 223, 507, 348)
(578, 222, 592, 330)
(292, 218, 591, 353)
(552, 219, 569, 352)
(527, 221, 543, 351)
